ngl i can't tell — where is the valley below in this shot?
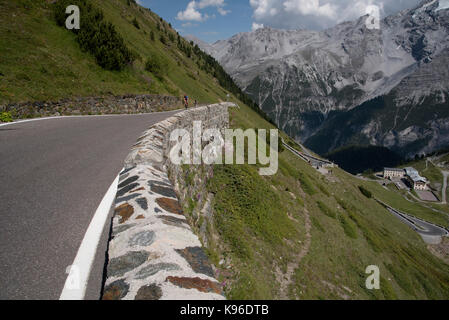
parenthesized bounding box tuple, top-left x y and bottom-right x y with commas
(2, 0, 449, 302)
(191, 0, 449, 171)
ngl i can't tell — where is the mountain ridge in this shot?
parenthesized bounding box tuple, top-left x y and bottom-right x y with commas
(192, 0, 449, 160)
(3, 0, 449, 300)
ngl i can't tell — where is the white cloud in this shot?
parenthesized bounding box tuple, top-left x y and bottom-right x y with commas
(249, 0, 420, 30)
(252, 22, 264, 30)
(177, 1, 205, 21)
(177, 0, 230, 22)
(250, 0, 279, 19)
(197, 0, 225, 9)
(283, 0, 337, 19)
(182, 22, 199, 28)
(218, 7, 231, 16)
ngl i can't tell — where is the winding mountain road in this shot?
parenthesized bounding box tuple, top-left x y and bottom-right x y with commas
(379, 201, 449, 244)
(442, 171, 448, 204)
(0, 111, 179, 300)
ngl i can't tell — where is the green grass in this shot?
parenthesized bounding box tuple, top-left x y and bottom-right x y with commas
(200, 102, 449, 300)
(338, 213, 358, 239)
(0, 111, 13, 122)
(0, 0, 229, 106)
(208, 164, 297, 258)
(401, 159, 443, 187)
(369, 156, 449, 224)
(317, 201, 337, 219)
(4, 0, 449, 300)
(358, 185, 372, 198)
(359, 179, 449, 227)
(439, 153, 449, 166)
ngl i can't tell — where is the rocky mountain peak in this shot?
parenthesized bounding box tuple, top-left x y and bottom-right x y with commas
(190, 2, 449, 159)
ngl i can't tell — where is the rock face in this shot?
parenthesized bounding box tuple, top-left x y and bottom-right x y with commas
(198, 0, 449, 158)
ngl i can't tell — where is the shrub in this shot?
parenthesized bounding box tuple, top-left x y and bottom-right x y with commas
(298, 172, 316, 196)
(278, 136, 284, 153)
(0, 111, 13, 123)
(386, 263, 415, 295)
(317, 184, 330, 197)
(132, 17, 140, 29)
(316, 201, 336, 219)
(358, 186, 372, 199)
(53, 0, 135, 71)
(145, 53, 169, 79)
(338, 214, 358, 239)
(256, 129, 284, 154)
(311, 216, 325, 233)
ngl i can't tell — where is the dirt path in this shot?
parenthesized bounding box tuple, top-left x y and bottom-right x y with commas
(276, 207, 312, 300)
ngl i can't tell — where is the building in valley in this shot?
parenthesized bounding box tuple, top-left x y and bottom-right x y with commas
(383, 167, 428, 190)
(404, 167, 428, 190)
(383, 167, 405, 179)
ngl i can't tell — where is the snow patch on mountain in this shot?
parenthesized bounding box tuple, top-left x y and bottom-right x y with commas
(189, 0, 449, 157)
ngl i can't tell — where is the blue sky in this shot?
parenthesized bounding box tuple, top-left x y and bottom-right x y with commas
(137, 0, 421, 43)
(140, 0, 253, 43)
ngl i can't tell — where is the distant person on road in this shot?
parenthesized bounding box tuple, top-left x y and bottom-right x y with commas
(184, 95, 189, 109)
(194, 99, 198, 107)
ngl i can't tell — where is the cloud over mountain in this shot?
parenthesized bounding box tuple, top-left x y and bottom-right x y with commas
(249, 0, 420, 30)
(176, 0, 230, 22)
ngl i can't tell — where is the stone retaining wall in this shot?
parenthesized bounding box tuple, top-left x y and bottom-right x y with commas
(0, 94, 182, 119)
(102, 103, 234, 300)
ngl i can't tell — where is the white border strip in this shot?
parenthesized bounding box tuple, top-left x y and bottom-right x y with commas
(0, 110, 181, 128)
(59, 174, 120, 300)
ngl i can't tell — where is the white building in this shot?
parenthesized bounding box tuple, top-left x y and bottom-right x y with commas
(404, 167, 428, 190)
(383, 168, 405, 179)
(384, 167, 428, 190)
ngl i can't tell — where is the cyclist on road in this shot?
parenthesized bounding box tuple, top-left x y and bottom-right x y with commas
(183, 95, 189, 109)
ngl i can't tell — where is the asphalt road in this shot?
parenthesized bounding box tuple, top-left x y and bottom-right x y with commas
(282, 142, 333, 168)
(442, 171, 448, 204)
(384, 204, 449, 243)
(0, 111, 179, 300)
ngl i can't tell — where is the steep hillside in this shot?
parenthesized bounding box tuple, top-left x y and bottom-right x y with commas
(2, 0, 449, 301)
(183, 100, 449, 300)
(196, 0, 449, 160)
(391, 151, 449, 205)
(0, 0, 238, 106)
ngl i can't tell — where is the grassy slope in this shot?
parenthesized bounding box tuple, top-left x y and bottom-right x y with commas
(440, 154, 449, 166)
(205, 102, 449, 300)
(368, 155, 449, 227)
(0, 0, 229, 104)
(2, 0, 449, 301)
(367, 180, 449, 227)
(400, 159, 443, 187)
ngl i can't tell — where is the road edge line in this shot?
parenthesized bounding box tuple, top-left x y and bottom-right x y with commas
(59, 173, 120, 300)
(0, 109, 182, 128)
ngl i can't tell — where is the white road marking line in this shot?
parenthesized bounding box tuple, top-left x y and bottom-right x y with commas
(59, 173, 120, 300)
(0, 110, 181, 128)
